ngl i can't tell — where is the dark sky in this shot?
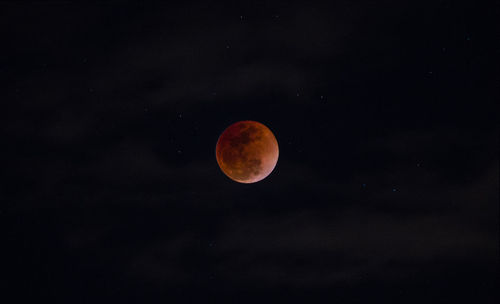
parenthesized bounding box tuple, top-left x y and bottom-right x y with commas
(2, 1, 498, 303)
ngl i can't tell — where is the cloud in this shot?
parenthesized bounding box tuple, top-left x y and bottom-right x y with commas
(112, 149, 497, 289)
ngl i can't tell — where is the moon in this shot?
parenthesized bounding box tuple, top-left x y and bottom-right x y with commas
(216, 121, 279, 183)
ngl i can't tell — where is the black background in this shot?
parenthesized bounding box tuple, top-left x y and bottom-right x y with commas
(2, 0, 498, 303)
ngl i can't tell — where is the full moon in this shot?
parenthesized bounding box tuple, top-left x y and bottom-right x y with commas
(216, 121, 279, 183)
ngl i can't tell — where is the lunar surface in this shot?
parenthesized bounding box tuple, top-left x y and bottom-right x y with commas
(216, 121, 279, 183)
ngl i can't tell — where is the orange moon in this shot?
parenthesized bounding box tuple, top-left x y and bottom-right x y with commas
(216, 121, 279, 183)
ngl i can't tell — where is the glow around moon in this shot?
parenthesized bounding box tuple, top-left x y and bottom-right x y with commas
(216, 121, 279, 183)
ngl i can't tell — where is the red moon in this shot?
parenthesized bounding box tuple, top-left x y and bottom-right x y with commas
(216, 121, 279, 183)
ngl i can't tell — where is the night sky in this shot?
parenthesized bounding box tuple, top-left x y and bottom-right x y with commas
(2, 1, 498, 303)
